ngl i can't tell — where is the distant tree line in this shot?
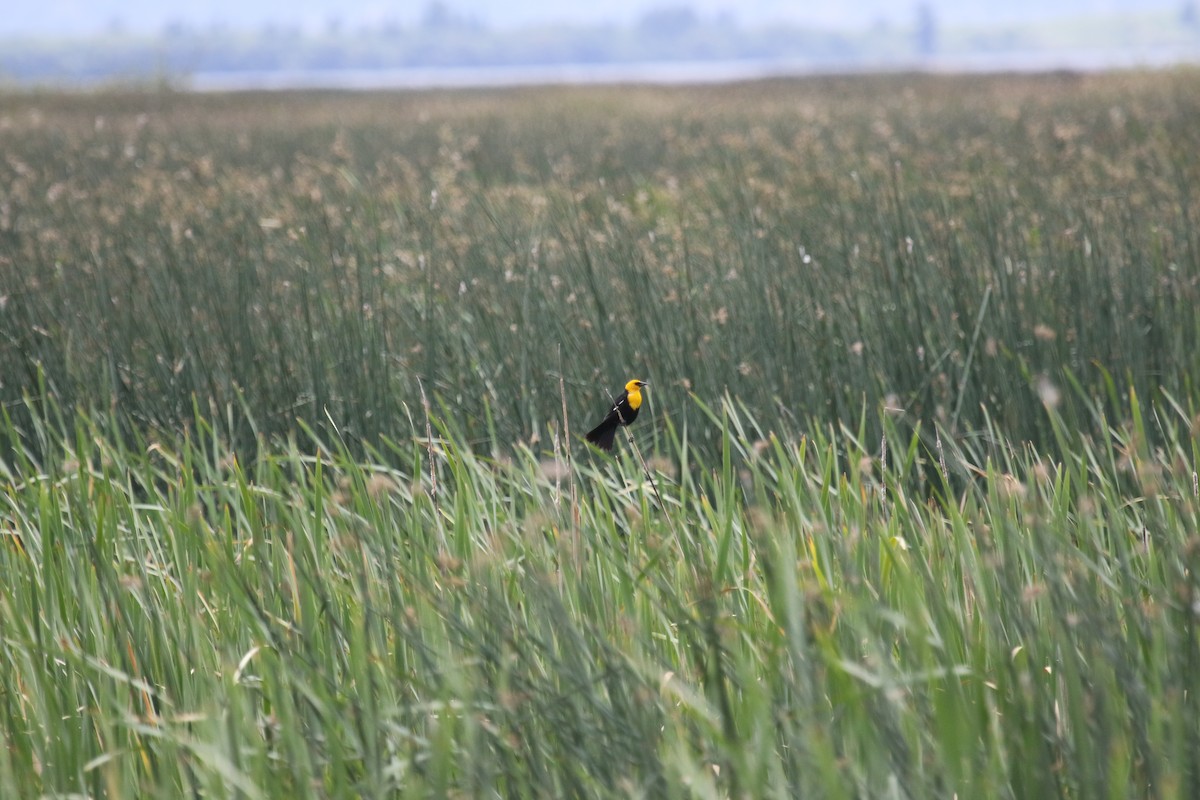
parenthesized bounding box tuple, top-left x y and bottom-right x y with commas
(0, 2, 1192, 84)
(0, 8, 867, 82)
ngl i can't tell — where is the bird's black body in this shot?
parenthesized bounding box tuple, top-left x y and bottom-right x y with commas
(586, 379, 646, 451)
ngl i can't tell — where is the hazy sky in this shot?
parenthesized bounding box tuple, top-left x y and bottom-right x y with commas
(0, 0, 1171, 38)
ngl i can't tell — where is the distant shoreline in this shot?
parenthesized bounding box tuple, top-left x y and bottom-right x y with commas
(175, 46, 1195, 91)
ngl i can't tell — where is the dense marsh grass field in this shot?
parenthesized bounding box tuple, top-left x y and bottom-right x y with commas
(1, 71, 1200, 797)
(3, 72, 1200, 456)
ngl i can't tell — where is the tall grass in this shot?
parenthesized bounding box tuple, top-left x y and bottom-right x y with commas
(2, 72, 1199, 461)
(3, 72, 1200, 797)
(1, 396, 1198, 797)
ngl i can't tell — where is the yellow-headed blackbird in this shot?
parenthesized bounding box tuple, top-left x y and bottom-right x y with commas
(586, 379, 648, 451)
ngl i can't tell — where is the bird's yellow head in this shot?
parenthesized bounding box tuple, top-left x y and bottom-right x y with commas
(625, 379, 647, 409)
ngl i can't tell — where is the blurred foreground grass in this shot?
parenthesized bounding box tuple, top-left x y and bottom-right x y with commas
(1, 397, 1199, 797)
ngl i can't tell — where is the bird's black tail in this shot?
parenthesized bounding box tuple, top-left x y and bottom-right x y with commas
(586, 418, 618, 450)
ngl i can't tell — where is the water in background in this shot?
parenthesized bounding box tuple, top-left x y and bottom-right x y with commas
(189, 45, 1200, 91)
